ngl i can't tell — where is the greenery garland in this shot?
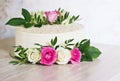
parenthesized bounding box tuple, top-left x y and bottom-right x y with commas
(6, 8, 80, 28)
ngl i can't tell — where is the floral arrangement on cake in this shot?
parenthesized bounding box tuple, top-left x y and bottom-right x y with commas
(6, 8, 79, 28)
(6, 8, 101, 65)
(9, 37, 101, 65)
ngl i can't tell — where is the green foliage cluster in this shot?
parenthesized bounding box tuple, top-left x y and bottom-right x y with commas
(6, 8, 79, 28)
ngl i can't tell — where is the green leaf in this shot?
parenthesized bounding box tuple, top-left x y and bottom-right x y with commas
(37, 15, 40, 23)
(79, 39, 90, 53)
(75, 42, 79, 47)
(15, 46, 27, 59)
(72, 16, 75, 20)
(19, 53, 26, 58)
(65, 46, 72, 50)
(58, 8, 61, 11)
(24, 23, 33, 28)
(14, 56, 22, 60)
(16, 46, 24, 52)
(9, 60, 19, 65)
(86, 46, 101, 59)
(55, 45, 59, 50)
(54, 36, 57, 45)
(34, 23, 42, 27)
(22, 8, 31, 22)
(24, 48, 28, 53)
(56, 16, 61, 24)
(34, 13, 37, 20)
(6, 18, 25, 26)
(61, 9, 64, 13)
(79, 39, 101, 62)
(65, 40, 67, 44)
(68, 39, 74, 43)
(51, 39, 54, 46)
(65, 39, 74, 44)
(20, 59, 28, 65)
(51, 36, 57, 46)
(34, 43, 43, 48)
(14, 48, 20, 52)
(64, 12, 69, 20)
(81, 54, 93, 61)
(14, 46, 22, 52)
(66, 44, 74, 46)
(75, 15, 79, 21)
(61, 16, 64, 21)
(42, 16, 48, 24)
(69, 18, 73, 24)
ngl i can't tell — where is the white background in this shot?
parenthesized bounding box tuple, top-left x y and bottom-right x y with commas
(0, 0, 120, 46)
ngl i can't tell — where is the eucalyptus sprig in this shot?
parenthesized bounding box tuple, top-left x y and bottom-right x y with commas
(69, 15, 80, 24)
(9, 46, 29, 65)
(62, 39, 75, 50)
(50, 36, 60, 50)
(56, 8, 79, 24)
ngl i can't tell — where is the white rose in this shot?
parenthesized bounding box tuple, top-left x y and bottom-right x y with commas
(56, 47, 71, 64)
(26, 48, 41, 64)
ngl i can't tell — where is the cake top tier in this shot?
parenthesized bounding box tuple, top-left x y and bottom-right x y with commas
(6, 8, 80, 28)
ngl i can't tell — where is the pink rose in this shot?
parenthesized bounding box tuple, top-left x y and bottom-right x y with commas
(45, 11, 59, 23)
(70, 48, 82, 64)
(40, 46, 58, 65)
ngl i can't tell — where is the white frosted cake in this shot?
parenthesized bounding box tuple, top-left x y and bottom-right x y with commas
(6, 8, 101, 65)
(15, 24, 86, 48)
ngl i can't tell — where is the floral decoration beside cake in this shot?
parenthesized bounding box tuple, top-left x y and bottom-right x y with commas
(6, 8, 101, 66)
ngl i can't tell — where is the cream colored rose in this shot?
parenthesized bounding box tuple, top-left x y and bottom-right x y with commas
(26, 48, 41, 64)
(56, 47, 71, 64)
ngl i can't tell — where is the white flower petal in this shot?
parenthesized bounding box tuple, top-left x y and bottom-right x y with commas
(26, 48, 41, 64)
(56, 47, 71, 65)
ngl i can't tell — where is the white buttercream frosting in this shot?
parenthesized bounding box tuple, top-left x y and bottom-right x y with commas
(15, 24, 86, 48)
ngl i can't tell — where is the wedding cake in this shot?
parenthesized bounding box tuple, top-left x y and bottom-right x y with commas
(6, 8, 101, 66)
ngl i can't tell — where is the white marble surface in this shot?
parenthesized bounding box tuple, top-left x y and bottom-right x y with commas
(0, 0, 120, 45)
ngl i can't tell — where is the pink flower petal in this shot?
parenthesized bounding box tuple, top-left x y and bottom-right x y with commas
(70, 48, 82, 64)
(40, 46, 58, 65)
(45, 11, 59, 23)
